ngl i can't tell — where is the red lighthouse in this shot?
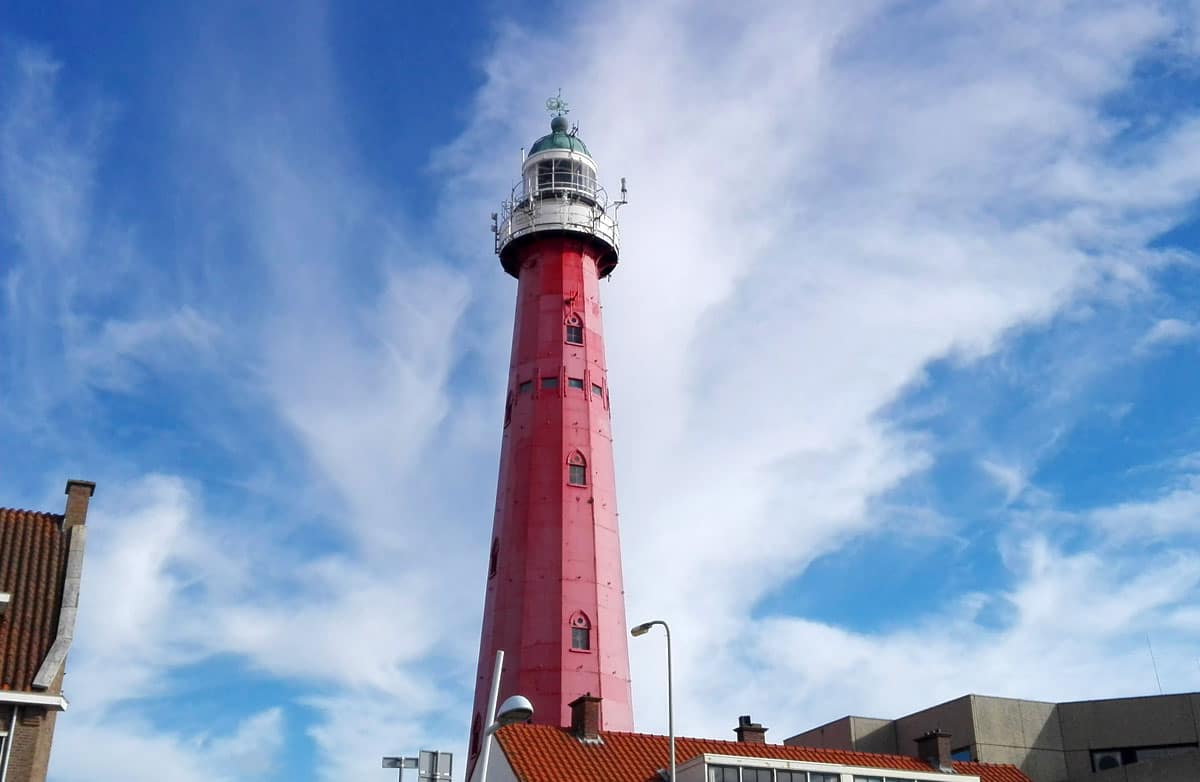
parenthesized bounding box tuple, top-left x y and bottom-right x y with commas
(469, 104, 634, 765)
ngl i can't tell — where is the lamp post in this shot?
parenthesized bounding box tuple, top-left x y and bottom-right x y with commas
(631, 620, 674, 782)
(477, 650, 534, 782)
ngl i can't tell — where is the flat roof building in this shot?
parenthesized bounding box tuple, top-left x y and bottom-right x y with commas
(786, 693, 1200, 782)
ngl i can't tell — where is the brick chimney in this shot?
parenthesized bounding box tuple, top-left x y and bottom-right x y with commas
(569, 695, 602, 742)
(914, 730, 952, 771)
(735, 715, 768, 744)
(63, 480, 96, 530)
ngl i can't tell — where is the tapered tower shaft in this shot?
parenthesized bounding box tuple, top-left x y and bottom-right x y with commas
(469, 113, 633, 770)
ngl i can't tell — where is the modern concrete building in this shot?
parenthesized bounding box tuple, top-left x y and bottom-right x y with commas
(785, 693, 1200, 782)
(0, 481, 95, 782)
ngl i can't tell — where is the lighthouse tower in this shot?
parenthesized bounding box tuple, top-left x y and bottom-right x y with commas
(469, 103, 634, 765)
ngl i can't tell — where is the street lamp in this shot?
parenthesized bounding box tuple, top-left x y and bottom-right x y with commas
(477, 650, 534, 782)
(631, 620, 674, 782)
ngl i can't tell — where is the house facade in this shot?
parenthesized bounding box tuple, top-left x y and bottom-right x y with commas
(0, 481, 94, 782)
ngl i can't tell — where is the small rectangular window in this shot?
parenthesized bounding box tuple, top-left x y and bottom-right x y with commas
(810, 776, 839, 782)
(708, 766, 739, 782)
(541, 377, 558, 389)
(566, 325, 584, 344)
(518, 380, 532, 393)
(568, 463, 587, 485)
(591, 383, 603, 395)
(568, 377, 584, 389)
(571, 626, 590, 650)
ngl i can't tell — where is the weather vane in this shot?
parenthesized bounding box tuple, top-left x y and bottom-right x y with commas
(545, 89, 570, 117)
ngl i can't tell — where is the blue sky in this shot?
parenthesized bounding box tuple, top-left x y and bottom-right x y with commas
(2, 2, 1200, 780)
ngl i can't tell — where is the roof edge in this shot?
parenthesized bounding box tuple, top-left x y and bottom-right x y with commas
(0, 690, 69, 710)
(33, 525, 87, 689)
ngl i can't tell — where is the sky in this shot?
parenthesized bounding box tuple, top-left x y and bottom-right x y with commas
(2, 1, 1200, 780)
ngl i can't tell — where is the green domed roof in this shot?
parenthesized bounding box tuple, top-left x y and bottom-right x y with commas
(528, 115, 590, 156)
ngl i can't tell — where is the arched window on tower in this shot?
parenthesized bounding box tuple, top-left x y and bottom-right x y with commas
(569, 611, 591, 651)
(565, 313, 583, 345)
(567, 451, 587, 486)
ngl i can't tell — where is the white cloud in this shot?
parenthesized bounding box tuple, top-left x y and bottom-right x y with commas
(1087, 474, 1200, 539)
(51, 708, 285, 782)
(1135, 317, 1199, 352)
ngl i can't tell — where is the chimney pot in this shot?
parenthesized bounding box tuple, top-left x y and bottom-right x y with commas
(569, 695, 602, 742)
(914, 729, 953, 771)
(63, 480, 96, 530)
(734, 715, 768, 744)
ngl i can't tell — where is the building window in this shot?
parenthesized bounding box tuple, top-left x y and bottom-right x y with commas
(1092, 744, 1199, 772)
(570, 611, 591, 650)
(519, 380, 532, 393)
(541, 376, 558, 389)
(709, 766, 739, 782)
(565, 312, 584, 345)
(488, 538, 499, 578)
(809, 776, 838, 782)
(568, 377, 584, 389)
(592, 383, 603, 395)
(742, 769, 771, 782)
(567, 452, 587, 486)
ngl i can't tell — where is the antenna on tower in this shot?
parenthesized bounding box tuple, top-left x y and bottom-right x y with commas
(614, 177, 628, 209)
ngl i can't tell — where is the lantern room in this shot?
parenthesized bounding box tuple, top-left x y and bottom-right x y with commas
(493, 114, 622, 279)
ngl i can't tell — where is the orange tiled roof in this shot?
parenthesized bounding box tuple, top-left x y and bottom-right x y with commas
(0, 507, 70, 692)
(496, 725, 1031, 782)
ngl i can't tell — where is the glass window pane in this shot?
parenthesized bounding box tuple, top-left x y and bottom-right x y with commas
(571, 626, 590, 649)
(519, 380, 532, 393)
(592, 383, 603, 395)
(541, 377, 558, 389)
(568, 464, 587, 485)
(566, 324, 584, 343)
(568, 378, 584, 389)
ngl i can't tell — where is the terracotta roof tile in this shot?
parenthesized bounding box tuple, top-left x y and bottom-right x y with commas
(496, 725, 1031, 782)
(0, 507, 70, 692)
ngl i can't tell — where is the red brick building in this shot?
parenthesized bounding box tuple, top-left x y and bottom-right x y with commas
(477, 697, 1031, 782)
(0, 481, 94, 782)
